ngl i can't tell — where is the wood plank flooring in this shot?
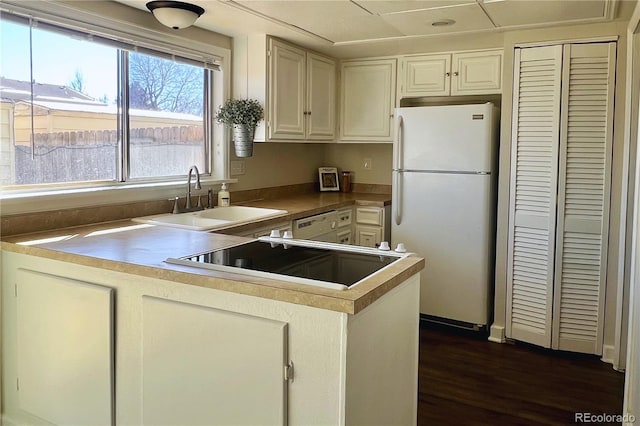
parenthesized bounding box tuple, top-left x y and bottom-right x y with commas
(418, 323, 625, 425)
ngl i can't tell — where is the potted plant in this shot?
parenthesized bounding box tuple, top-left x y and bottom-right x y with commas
(215, 98, 264, 158)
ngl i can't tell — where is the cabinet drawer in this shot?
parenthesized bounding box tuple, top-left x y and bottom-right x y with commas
(356, 207, 384, 226)
(336, 208, 353, 227)
(337, 229, 352, 245)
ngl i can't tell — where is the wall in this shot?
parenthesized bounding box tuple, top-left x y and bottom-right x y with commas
(324, 144, 393, 185)
(228, 142, 325, 191)
(490, 20, 631, 361)
(625, 1, 640, 421)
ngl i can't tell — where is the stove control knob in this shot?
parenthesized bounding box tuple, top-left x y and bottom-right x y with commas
(378, 241, 390, 251)
(283, 230, 293, 239)
(395, 243, 407, 253)
(269, 229, 281, 238)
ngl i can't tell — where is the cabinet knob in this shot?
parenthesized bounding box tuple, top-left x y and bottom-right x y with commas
(445, 72, 450, 77)
(453, 71, 459, 77)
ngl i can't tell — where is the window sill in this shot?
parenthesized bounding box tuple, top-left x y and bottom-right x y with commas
(0, 178, 237, 216)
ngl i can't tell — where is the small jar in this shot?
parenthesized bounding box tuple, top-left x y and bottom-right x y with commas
(340, 171, 352, 193)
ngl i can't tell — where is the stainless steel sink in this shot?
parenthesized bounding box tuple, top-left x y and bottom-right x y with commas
(133, 206, 288, 231)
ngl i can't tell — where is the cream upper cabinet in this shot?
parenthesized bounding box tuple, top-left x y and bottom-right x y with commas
(340, 58, 397, 143)
(399, 49, 503, 98)
(307, 52, 337, 139)
(402, 54, 451, 97)
(267, 38, 336, 141)
(451, 50, 503, 95)
(268, 39, 306, 140)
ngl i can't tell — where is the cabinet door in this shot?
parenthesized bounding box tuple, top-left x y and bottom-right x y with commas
(340, 59, 396, 142)
(551, 42, 615, 354)
(400, 54, 450, 97)
(506, 45, 563, 348)
(142, 296, 288, 425)
(451, 50, 502, 95)
(16, 269, 114, 426)
(268, 39, 306, 140)
(355, 225, 382, 248)
(307, 52, 336, 140)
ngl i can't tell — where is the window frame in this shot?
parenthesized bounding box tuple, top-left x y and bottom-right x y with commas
(0, 2, 231, 216)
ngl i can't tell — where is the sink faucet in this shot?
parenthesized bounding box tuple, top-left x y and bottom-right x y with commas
(185, 165, 202, 210)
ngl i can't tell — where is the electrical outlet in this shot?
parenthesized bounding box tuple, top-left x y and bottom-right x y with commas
(230, 160, 245, 176)
(363, 157, 373, 170)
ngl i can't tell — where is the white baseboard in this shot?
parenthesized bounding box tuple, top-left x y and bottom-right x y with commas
(488, 324, 505, 343)
(601, 344, 616, 366)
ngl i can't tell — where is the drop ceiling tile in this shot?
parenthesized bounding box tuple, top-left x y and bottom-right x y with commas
(482, 0, 608, 27)
(354, 1, 476, 15)
(382, 3, 495, 36)
(235, 0, 404, 42)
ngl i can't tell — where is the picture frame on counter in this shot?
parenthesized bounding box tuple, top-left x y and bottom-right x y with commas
(319, 167, 340, 191)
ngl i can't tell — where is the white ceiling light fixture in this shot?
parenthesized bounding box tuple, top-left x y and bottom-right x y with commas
(146, 1, 205, 30)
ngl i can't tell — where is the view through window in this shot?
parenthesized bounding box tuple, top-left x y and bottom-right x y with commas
(0, 17, 210, 187)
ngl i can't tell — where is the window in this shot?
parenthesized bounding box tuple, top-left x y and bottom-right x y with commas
(0, 16, 215, 188)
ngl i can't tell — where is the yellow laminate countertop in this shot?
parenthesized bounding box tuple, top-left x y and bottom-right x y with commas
(2, 193, 423, 314)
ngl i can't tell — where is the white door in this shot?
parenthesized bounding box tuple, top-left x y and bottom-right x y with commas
(552, 42, 616, 354)
(395, 104, 496, 172)
(506, 45, 563, 348)
(506, 42, 614, 354)
(392, 171, 494, 325)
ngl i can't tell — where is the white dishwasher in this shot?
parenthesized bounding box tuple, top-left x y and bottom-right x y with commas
(292, 210, 338, 242)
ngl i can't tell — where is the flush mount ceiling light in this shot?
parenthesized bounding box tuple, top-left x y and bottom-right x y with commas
(431, 19, 456, 27)
(146, 1, 205, 30)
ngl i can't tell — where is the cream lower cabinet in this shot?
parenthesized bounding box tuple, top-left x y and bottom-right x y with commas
(506, 42, 616, 355)
(355, 206, 390, 248)
(14, 270, 114, 426)
(399, 49, 502, 98)
(2, 251, 420, 426)
(339, 59, 396, 142)
(269, 38, 336, 141)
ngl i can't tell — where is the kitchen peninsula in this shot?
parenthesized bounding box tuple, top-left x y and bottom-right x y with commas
(1, 208, 424, 425)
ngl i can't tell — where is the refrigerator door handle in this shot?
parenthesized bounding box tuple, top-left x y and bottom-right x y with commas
(394, 115, 404, 171)
(394, 171, 403, 226)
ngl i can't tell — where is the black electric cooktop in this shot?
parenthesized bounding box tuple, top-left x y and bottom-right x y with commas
(176, 240, 400, 287)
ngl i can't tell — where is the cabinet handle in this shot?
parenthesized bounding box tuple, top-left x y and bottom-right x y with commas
(308, 111, 311, 116)
(453, 71, 459, 77)
(445, 72, 450, 77)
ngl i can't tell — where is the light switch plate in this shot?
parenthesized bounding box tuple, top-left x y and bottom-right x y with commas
(230, 160, 245, 176)
(363, 157, 372, 170)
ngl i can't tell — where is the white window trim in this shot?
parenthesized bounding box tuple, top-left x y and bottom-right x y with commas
(0, 1, 232, 216)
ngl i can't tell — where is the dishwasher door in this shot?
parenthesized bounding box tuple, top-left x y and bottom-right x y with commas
(292, 211, 338, 242)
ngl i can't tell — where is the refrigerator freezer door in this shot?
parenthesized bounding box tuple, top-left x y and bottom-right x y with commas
(392, 171, 494, 325)
(395, 104, 496, 173)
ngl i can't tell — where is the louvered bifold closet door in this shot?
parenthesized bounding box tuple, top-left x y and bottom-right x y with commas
(552, 42, 616, 354)
(506, 45, 563, 348)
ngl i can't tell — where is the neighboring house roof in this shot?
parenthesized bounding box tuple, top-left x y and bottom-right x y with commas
(0, 76, 97, 105)
(1, 77, 202, 121)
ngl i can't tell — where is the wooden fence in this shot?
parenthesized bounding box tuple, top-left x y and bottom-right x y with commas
(12, 126, 205, 184)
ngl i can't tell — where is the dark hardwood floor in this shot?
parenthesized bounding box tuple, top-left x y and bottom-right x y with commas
(418, 323, 625, 425)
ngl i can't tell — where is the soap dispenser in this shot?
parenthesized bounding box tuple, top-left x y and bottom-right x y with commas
(218, 182, 230, 207)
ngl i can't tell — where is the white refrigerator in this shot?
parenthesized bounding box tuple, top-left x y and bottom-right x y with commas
(392, 103, 499, 327)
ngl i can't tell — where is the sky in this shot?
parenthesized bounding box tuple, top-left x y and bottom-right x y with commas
(0, 20, 118, 102)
